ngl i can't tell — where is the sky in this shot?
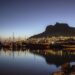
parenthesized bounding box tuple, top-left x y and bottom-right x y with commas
(0, 0, 75, 38)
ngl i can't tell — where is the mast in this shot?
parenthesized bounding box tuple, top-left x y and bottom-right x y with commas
(12, 32, 15, 50)
(13, 32, 15, 42)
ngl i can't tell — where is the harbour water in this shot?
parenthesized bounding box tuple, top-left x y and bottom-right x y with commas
(0, 49, 75, 75)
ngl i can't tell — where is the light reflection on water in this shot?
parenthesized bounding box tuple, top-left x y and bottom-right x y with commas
(0, 49, 60, 75)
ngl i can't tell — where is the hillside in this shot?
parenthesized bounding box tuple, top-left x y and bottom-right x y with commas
(30, 22, 75, 38)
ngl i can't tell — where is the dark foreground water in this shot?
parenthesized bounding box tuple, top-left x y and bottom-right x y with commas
(0, 49, 75, 75)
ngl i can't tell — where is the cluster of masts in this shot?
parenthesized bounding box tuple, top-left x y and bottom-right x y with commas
(0, 33, 28, 43)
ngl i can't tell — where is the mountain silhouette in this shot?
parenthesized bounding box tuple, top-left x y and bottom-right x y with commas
(30, 22, 75, 38)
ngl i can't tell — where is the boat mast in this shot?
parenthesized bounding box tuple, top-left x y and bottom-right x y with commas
(13, 32, 15, 42)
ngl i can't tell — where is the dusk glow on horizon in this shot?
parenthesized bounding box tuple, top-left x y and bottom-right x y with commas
(0, 0, 75, 38)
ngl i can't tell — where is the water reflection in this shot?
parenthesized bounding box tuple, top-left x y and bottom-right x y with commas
(30, 50, 75, 66)
(0, 49, 58, 75)
(0, 48, 75, 75)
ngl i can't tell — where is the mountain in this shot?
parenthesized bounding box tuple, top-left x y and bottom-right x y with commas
(30, 22, 75, 38)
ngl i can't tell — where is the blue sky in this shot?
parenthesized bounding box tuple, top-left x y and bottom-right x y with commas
(0, 0, 75, 38)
